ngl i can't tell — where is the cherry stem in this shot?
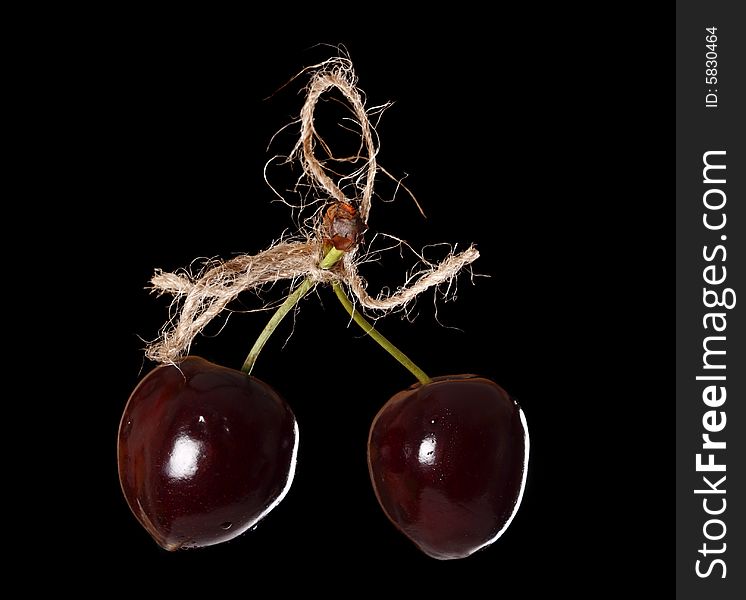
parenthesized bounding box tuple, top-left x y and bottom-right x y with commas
(241, 248, 345, 374)
(332, 282, 431, 385)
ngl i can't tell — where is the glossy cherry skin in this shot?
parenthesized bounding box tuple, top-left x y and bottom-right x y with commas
(368, 375, 528, 560)
(118, 356, 298, 550)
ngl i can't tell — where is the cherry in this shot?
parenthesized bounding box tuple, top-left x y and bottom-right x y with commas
(117, 356, 298, 550)
(368, 375, 528, 560)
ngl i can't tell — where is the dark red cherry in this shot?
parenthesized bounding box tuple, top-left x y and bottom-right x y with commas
(117, 356, 298, 550)
(368, 375, 528, 560)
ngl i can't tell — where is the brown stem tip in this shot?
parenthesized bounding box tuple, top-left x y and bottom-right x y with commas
(323, 202, 367, 251)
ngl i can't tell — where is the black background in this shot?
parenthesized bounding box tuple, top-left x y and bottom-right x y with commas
(50, 10, 670, 595)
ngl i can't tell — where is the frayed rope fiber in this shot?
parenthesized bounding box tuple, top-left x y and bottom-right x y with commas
(146, 57, 479, 364)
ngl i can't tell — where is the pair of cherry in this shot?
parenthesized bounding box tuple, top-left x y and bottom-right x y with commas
(118, 354, 529, 560)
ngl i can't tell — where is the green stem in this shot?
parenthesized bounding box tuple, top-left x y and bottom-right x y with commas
(318, 247, 345, 270)
(332, 282, 431, 385)
(241, 247, 345, 374)
(241, 278, 313, 374)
